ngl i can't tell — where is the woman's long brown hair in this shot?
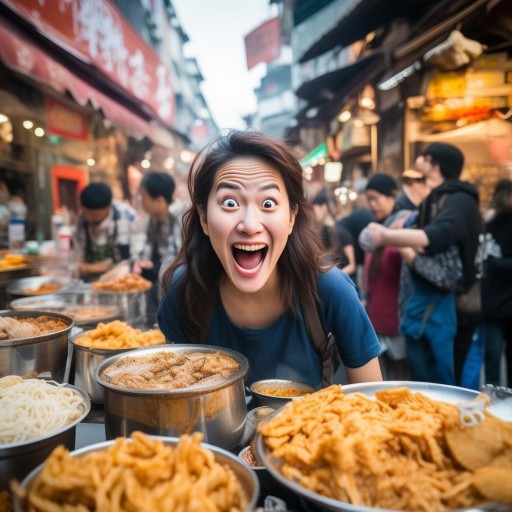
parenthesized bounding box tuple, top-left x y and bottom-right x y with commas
(161, 130, 329, 340)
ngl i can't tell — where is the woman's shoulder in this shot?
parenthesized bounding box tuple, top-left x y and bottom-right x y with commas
(317, 267, 356, 297)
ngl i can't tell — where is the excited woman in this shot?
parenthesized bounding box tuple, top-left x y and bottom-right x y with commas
(158, 130, 382, 388)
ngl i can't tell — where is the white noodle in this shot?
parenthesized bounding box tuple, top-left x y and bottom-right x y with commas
(0, 376, 86, 445)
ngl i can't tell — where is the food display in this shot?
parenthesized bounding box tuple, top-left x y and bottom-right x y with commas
(254, 384, 313, 398)
(24, 282, 61, 295)
(21, 432, 250, 512)
(61, 306, 118, 322)
(0, 316, 68, 340)
(100, 350, 240, 390)
(92, 273, 152, 293)
(0, 253, 30, 270)
(258, 385, 512, 511)
(73, 321, 164, 350)
(0, 376, 87, 445)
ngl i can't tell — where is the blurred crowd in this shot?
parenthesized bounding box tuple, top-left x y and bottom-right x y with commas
(311, 143, 512, 390)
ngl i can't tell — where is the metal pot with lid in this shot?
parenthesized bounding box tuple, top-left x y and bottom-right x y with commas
(94, 344, 249, 450)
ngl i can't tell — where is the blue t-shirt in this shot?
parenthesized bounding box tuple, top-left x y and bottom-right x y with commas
(157, 267, 381, 388)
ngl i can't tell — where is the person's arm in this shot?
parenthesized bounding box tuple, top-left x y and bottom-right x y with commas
(345, 357, 382, 383)
(361, 222, 430, 250)
(340, 243, 356, 276)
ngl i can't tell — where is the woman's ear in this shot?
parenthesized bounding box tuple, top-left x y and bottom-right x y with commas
(288, 208, 297, 235)
(199, 207, 209, 236)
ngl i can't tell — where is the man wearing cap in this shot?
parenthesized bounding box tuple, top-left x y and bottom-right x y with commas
(74, 182, 137, 280)
(363, 143, 483, 385)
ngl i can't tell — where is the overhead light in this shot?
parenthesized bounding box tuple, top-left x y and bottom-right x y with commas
(164, 157, 175, 169)
(378, 61, 422, 91)
(359, 84, 375, 110)
(34, 127, 45, 137)
(23, 120, 33, 129)
(180, 149, 195, 163)
(141, 159, 151, 169)
(337, 110, 351, 123)
(0, 114, 9, 123)
(86, 158, 96, 166)
(324, 162, 343, 183)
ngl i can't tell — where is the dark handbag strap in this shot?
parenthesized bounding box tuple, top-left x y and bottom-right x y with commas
(302, 298, 341, 387)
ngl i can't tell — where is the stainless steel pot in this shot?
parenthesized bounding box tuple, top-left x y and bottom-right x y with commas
(0, 310, 74, 382)
(71, 330, 132, 404)
(0, 383, 90, 491)
(14, 435, 259, 511)
(94, 345, 249, 450)
(6, 276, 78, 303)
(10, 295, 121, 330)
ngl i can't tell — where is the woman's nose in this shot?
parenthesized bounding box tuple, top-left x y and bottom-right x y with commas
(237, 206, 263, 234)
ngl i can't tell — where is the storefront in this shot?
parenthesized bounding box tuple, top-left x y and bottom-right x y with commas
(406, 54, 512, 208)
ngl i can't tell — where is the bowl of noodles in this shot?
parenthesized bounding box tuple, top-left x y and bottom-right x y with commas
(14, 431, 259, 511)
(0, 376, 90, 491)
(255, 381, 512, 512)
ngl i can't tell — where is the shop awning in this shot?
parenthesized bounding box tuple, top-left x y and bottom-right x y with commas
(300, 143, 328, 167)
(295, 51, 383, 101)
(0, 20, 151, 138)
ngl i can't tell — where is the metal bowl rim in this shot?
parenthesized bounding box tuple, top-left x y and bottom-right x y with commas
(93, 344, 249, 396)
(250, 379, 315, 399)
(0, 310, 75, 345)
(6, 276, 80, 295)
(254, 381, 500, 512)
(18, 434, 259, 511)
(0, 382, 91, 452)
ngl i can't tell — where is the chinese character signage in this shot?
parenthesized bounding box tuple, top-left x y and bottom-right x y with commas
(2, 0, 175, 127)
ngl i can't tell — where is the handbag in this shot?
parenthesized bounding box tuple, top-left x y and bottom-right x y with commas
(455, 279, 481, 315)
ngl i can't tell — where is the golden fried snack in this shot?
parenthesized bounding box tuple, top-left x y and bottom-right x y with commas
(74, 321, 164, 349)
(92, 273, 152, 292)
(21, 432, 248, 512)
(259, 385, 512, 511)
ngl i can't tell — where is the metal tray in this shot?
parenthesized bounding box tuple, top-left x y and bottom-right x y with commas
(255, 381, 506, 512)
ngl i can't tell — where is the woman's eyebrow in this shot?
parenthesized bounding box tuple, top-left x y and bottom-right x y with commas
(216, 182, 239, 192)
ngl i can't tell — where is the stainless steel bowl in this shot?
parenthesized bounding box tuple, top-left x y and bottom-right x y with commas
(6, 276, 77, 302)
(0, 310, 74, 382)
(0, 383, 90, 491)
(94, 345, 249, 450)
(14, 435, 259, 511)
(10, 296, 121, 329)
(255, 381, 504, 512)
(249, 379, 315, 409)
(71, 329, 143, 404)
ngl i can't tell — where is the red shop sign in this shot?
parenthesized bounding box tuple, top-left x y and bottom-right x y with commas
(2, 0, 175, 127)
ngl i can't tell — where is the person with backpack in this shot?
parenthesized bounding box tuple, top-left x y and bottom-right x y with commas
(157, 130, 382, 388)
(361, 143, 483, 385)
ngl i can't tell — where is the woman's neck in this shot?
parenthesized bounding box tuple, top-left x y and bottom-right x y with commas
(219, 272, 285, 329)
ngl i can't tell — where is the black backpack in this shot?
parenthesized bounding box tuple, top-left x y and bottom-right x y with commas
(182, 294, 341, 388)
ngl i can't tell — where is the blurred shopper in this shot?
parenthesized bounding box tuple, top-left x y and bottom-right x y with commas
(312, 189, 356, 280)
(134, 172, 182, 323)
(74, 183, 136, 281)
(481, 179, 512, 386)
(395, 168, 430, 210)
(362, 174, 409, 380)
(337, 184, 374, 293)
(362, 143, 483, 385)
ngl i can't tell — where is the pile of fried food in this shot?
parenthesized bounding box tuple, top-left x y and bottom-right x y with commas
(259, 385, 512, 511)
(16, 431, 249, 512)
(0, 316, 68, 340)
(24, 282, 61, 295)
(92, 273, 151, 293)
(0, 253, 29, 270)
(73, 320, 164, 349)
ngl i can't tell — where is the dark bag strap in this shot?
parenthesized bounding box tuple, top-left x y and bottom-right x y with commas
(183, 291, 341, 388)
(302, 297, 341, 387)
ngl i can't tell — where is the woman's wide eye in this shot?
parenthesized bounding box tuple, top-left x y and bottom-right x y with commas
(262, 199, 276, 209)
(222, 198, 238, 208)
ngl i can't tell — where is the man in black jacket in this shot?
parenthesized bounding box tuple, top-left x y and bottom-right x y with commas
(361, 143, 483, 385)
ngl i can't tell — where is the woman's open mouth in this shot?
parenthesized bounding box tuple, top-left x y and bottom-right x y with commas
(232, 243, 268, 273)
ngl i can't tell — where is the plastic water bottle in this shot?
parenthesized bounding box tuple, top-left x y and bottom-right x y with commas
(57, 224, 74, 264)
(8, 216, 25, 251)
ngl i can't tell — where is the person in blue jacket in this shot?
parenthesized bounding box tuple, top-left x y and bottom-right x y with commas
(157, 130, 382, 389)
